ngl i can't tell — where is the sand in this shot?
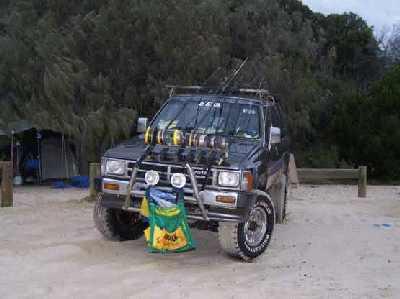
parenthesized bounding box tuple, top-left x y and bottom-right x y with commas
(0, 184, 399, 298)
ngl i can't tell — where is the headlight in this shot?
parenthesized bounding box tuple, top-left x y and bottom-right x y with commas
(101, 158, 106, 176)
(218, 171, 240, 187)
(145, 170, 160, 186)
(105, 159, 126, 175)
(171, 173, 186, 189)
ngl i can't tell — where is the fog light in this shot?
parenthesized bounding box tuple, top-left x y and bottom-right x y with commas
(171, 173, 186, 189)
(145, 170, 160, 186)
(216, 195, 236, 204)
(103, 183, 120, 191)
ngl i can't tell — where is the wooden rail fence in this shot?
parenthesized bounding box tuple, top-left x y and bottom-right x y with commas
(0, 161, 13, 207)
(89, 159, 367, 200)
(297, 166, 367, 198)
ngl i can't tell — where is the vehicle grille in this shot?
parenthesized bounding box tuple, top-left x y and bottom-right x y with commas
(126, 161, 214, 198)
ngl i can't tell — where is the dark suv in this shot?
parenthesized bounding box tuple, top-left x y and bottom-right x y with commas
(94, 87, 290, 260)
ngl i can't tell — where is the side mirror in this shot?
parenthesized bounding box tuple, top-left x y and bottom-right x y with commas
(137, 117, 148, 134)
(270, 126, 281, 145)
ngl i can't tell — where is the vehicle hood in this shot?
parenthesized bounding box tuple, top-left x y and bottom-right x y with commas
(104, 136, 147, 161)
(225, 139, 261, 168)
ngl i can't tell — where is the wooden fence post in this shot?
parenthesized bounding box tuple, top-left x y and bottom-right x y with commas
(288, 153, 299, 187)
(358, 166, 367, 198)
(89, 163, 101, 200)
(1, 161, 13, 207)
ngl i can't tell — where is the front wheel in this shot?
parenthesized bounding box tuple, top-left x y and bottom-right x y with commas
(93, 194, 147, 241)
(218, 197, 275, 261)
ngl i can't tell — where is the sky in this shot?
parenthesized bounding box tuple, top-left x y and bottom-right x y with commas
(302, 0, 400, 34)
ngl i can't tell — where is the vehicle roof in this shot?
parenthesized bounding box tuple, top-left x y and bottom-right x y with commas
(170, 94, 275, 107)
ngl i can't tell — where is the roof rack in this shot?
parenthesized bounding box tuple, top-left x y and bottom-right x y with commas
(166, 85, 274, 101)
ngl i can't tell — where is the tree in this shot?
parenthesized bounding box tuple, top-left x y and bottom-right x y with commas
(334, 65, 400, 179)
(319, 13, 382, 85)
(0, 0, 388, 176)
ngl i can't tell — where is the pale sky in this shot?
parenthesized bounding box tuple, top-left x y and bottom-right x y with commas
(302, 0, 400, 34)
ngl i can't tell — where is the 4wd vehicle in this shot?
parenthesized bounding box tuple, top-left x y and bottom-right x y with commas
(93, 86, 290, 261)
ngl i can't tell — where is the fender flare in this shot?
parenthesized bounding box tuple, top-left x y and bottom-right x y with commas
(244, 189, 275, 222)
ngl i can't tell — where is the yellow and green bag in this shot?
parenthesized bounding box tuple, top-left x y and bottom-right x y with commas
(141, 189, 195, 253)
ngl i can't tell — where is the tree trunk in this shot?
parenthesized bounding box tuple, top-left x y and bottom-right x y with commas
(71, 135, 89, 176)
(78, 140, 89, 176)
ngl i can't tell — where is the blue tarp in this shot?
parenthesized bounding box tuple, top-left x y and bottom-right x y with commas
(52, 176, 89, 189)
(70, 176, 89, 188)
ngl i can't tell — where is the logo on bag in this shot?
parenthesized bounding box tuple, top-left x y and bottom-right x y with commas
(164, 233, 178, 242)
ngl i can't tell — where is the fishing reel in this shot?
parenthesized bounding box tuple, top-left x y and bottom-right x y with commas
(144, 128, 228, 150)
(144, 128, 228, 165)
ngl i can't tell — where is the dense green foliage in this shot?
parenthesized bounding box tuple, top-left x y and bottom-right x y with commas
(0, 0, 398, 178)
(334, 65, 400, 179)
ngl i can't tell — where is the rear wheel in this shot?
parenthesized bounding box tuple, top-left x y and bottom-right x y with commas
(93, 194, 147, 241)
(218, 197, 275, 261)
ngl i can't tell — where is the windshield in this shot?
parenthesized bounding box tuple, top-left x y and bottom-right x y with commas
(151, 99, 262, 139)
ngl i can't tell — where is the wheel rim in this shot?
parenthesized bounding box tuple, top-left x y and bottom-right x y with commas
(244, 206, 268, 247)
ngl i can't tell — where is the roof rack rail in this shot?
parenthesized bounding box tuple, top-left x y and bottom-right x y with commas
(166, 85, 205, 96)
(166, 85, 273, 100)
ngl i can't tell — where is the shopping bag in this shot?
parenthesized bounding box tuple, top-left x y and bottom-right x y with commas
(144, 188, 195, 253)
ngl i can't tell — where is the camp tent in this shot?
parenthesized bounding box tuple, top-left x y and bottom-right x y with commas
(40, 134, 78, 180)
(0, 120, 78, 181)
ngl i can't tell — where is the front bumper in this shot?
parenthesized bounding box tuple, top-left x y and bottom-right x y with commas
(96, 177, 252, 222)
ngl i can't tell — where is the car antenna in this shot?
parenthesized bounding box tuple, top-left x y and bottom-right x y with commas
(220, 57, 248, 93)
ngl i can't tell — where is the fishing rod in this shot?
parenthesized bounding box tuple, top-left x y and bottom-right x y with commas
(220, 57, 248, 93)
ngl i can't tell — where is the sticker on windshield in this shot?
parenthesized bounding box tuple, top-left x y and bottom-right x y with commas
(199, 101, 221, 108)
(242, 108, 256, 115)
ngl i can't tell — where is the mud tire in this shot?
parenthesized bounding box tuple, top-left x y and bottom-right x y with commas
(93, 194, 147, 241)
(218, 197, 275, 261)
